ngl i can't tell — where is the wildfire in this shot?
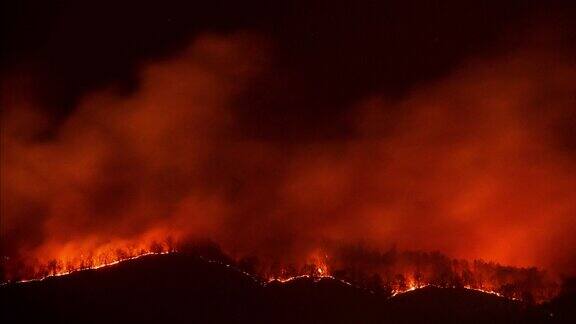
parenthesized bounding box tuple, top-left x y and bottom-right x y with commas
(2, 246, 557, 304)
(2, 231, 178, 283)
(265, 250, 331, 283)
(5, 251, 172, 285)
(390, 283, 519, 300)
(1, 30, 575, 315)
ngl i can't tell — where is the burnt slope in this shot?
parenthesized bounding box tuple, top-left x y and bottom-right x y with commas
(1, 253, 570, 323)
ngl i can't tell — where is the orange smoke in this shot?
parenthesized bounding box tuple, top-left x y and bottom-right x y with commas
(1, 30, 576, 285)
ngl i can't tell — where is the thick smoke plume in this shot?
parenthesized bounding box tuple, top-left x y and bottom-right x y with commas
(1, 31, 575, 284)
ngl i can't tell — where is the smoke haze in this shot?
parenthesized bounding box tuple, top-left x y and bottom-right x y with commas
(2, 25, 576, 280)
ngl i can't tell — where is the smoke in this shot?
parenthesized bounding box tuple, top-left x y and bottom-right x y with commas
(2, 30, 576, 281)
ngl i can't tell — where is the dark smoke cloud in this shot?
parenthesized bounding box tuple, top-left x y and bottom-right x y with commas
(1, 24, 576, 281)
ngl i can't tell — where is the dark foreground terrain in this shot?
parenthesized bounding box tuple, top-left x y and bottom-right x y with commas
(2, 253, 575, 323)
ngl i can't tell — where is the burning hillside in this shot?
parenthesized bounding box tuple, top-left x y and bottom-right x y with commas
(1, 242, 560, 304)
(2, 1, 576, 317)
(3, 251, 573, 323)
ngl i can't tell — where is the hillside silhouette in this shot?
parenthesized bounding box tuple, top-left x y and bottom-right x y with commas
(2, 253, 575, 323)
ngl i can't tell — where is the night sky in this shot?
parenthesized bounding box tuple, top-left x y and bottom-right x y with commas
(3, 0, 573, 139)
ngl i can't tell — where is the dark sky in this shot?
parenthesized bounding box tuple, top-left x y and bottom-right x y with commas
(3, 0, 574, 140)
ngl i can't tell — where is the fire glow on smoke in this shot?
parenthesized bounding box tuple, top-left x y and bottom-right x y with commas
(1, 31, 575, 304)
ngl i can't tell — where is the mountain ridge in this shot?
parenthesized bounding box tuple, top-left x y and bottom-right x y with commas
(2, 252, 573, 323)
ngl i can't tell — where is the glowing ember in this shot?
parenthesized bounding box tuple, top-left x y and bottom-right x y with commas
(5, 251, 172, 285)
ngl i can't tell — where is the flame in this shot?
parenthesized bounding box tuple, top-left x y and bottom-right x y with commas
(266, 250, 331, 283)
(4, 249, 539, 304)
(390, 283, 519, 300)
(2, 228, 179, 282)
(2, 244, 558, 303)
(8, 251, 172, 285)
